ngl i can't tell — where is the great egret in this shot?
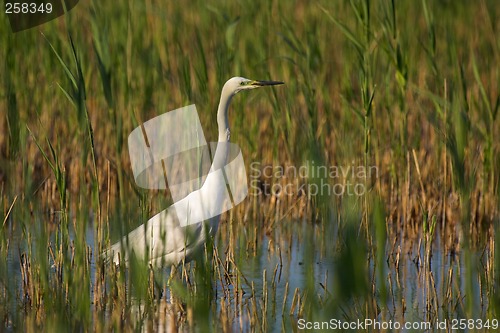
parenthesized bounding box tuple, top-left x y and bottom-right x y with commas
(106, 77, 284, 267)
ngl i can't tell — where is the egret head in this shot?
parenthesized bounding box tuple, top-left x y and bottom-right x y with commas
(224, 76, 284, 95)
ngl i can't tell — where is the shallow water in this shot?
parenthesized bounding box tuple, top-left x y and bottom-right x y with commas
(1, 212, 490, 331)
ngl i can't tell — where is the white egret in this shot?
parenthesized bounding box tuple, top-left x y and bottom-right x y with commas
(106, 77, 284, 267)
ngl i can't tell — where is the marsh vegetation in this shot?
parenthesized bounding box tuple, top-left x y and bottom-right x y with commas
(0, 0, 499, 331)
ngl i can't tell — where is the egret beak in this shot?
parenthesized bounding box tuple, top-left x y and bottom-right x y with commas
(251, 80, 285, 87)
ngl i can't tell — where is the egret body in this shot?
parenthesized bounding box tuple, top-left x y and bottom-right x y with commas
(106, 77, 283, 267)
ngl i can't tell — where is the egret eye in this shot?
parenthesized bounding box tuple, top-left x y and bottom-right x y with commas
(240, 82, 245, 86)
